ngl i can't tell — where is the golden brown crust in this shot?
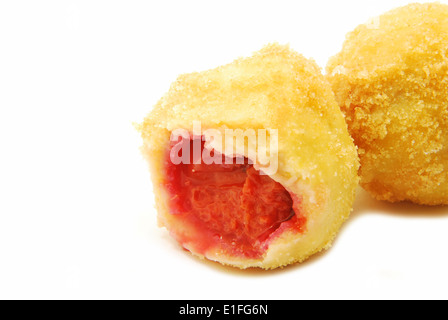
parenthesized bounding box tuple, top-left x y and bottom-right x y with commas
(327, 3, 448, 206)
(140, 44, 359, 269)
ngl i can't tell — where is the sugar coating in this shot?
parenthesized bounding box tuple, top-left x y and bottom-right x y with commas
(140, 44, 359, 269)
(327, 3, 448, 205)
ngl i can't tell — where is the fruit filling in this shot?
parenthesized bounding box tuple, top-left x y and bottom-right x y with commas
(164, 137, 305, 259)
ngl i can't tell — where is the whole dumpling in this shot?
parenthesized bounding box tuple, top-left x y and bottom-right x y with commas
(327, 3, 448, 206)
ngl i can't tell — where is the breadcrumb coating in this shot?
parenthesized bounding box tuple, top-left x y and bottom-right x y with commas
(140, 44, 359, 269)
(327, 2, 448, 205)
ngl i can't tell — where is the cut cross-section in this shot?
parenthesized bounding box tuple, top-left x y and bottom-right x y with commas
(164, 138, 305, 259)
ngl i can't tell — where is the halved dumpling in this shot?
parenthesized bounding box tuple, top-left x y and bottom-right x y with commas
(139, 44, 359, 269)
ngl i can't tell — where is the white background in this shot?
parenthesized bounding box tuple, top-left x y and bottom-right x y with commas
(1, 0, 447, 300)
